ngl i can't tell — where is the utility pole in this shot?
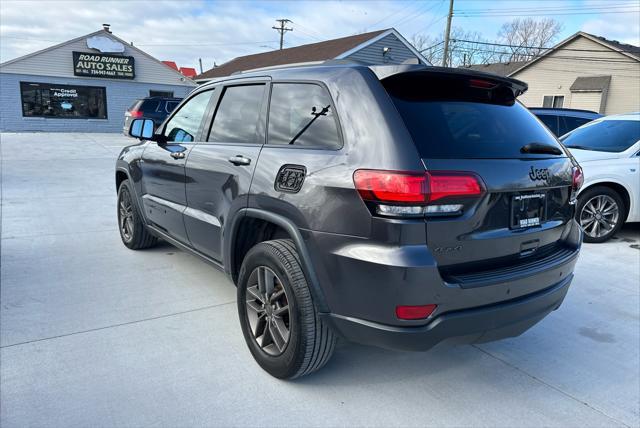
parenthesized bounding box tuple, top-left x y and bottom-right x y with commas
(198, 58, 203, 74)
(441, 0, 454, 67)
(272, 19, 293, 50)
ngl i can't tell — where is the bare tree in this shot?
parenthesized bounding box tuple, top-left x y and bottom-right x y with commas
(411, 18, 563, 67)
(410, 33, 443, 65)
(497, 18, 563, 62)
(412, 28, 499, 67)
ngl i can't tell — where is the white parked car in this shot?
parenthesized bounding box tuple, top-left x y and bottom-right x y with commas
(560, 112, 640, 243)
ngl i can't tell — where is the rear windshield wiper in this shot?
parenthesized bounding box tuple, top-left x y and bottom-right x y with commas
(520, 142, 563, 155)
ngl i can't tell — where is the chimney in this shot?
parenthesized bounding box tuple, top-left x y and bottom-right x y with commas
(103, 24, 111, 33)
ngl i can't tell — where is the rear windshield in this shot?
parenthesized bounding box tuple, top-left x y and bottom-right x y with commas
(140, 100, 160, 113)
(384, 74, 564, 159)
(560, 119, 640, 152)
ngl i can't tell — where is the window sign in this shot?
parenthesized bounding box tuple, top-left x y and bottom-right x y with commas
(20, 82, 107, 119)
(73, 51, 135, 79)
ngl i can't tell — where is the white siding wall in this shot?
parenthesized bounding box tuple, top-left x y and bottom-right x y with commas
(0, 31, 196, 87)
(570, 92, 603, 112)
(512, 36, 640, 115)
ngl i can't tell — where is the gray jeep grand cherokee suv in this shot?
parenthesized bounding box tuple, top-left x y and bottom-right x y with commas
(116, 63, 583, 379)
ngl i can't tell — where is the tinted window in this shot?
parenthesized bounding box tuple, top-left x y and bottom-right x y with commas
(390, 99, 562, 159)
(558, 116, 591, 137)
(537, 114, 559, 135)
(164, 101, 180, 114)
(164, 90, 214, 142)
(208, 85, 265, 144)
(268, 83, 341, 149)
(20, 82, 107, 119)
(140, 100, 160, 113)
(561, 120, 640, 152)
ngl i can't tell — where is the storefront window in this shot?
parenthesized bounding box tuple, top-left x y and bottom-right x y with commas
(20, 82, 107, 119)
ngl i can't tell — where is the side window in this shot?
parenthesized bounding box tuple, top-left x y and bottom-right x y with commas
(164, 90, 214, 142)
(208, 85, 265, 144)
(268, 83, 341, 149)
(537, 114, 559, 135)
(559, 116, 590, 136)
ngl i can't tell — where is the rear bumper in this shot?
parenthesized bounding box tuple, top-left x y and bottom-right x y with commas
(321, 273, 573, 351)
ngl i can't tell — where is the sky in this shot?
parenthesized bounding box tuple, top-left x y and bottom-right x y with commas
(1, 0, 639, 72)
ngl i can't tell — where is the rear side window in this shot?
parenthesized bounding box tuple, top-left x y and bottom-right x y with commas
(561, 119, 640, 152)
(537, 114, 559, 135)
(164, 101, 180, 114)
(140, 100, 160, 113)
(385, 74, 563, 159)
(268, 83, 341, 149)
(558, 116, 591, 136)
(208, 84, 265, 144)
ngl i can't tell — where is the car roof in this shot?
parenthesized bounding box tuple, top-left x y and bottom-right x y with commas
(597, 112, 640, 121)
(198, 62, 528, 94)
(529, 107, 602, 118)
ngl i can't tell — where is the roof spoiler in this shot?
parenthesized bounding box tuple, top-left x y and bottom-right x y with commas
(369, 64, 528, 97)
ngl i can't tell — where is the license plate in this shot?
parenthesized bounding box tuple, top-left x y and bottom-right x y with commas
(511, 193, 546, 229)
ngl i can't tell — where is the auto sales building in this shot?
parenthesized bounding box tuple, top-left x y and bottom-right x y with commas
(0, 28, 197, 132)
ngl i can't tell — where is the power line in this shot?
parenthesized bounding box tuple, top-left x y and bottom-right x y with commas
(394, 0, 446, 27)
(367, 1, 418, 29)
(453, 46, 640, 65)
(455, 9, 639, 17)
(451, 38, 640, 54)
(0, 35, 281, 47)
(456, 3, 638, 14)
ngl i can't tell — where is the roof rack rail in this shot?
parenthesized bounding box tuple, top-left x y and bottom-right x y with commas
(233, 58, 368, 75)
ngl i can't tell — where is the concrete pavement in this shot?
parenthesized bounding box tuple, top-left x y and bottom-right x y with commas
(1, 132, 638, 427)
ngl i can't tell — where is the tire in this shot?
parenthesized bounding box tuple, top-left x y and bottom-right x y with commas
(117, 179, 158, 250)
(576, 186, 626, 243)
(237, 239, 336, 379)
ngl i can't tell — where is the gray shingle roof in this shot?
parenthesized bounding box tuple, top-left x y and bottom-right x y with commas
(570, 75, 612, 91)
(588, 34, 640, 60)
(196, 29, 389, 80)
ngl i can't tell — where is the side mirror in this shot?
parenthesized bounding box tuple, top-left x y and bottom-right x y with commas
(129, 118, 154, 140)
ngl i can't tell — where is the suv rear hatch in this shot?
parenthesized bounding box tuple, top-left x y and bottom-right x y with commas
(381, 68, 579, 286)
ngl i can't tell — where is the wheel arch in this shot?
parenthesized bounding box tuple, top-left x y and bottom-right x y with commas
(225, 208, 329, 313)
(115, 168, 129, 191)
(579, 180, 631, 221)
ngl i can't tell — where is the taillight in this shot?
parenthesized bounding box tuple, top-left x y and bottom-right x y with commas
(128, 110, 143, 118)
(572, 165, 584, 191)
(353, 170, 485, 217)
(396, 304, 437, 320)
(353, 170, 428, 204)
(429, 172, 484, 202)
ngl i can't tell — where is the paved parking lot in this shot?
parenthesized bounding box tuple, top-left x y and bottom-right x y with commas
(1, 132, 639, 427)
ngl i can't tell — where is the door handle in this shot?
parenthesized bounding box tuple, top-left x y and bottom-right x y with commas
(228, 155, 251, 166)
(170, 152, 186, 159)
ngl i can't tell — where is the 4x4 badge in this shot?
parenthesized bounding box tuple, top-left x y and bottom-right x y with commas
(529, 166, 549, 181)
